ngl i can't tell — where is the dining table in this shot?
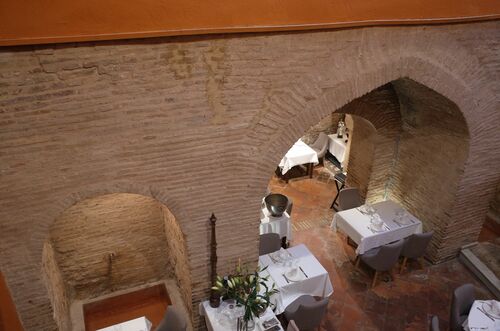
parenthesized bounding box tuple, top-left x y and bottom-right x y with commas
(258, 244, 333, 315)
(96, 316, 152, 331)
(327, 134, 348, 165)
(278, 139, 318, 176)
(331, 200, 423, 254)
(463, 300, 500, 331)
(199, 300, 284, 331)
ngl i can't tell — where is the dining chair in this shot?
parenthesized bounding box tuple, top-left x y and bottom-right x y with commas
(310, 132, 329, 163)
(358, 239, 404, 287)
(284, 295, 328, 331)
(287, 320, 300, 331)
(400, 232, 433, 273)
(429, 315, 440, 331)
(155, 306, 187, 331)
(259, 233, 282, 256)
(450, 283, 475, 331)
(338, 187, 362, 211)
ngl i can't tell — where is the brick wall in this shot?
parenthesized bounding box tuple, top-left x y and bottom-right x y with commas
(161, 206, 192, 319)
(41, 242, 70, 331)
(338, 85, 402, 201)
(389, 79, 470, 260)
(0, 21, 499, 330)
(48, 194, 170, 301)
(345, 117, 376, 199)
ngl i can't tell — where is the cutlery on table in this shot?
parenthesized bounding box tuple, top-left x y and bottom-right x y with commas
(477, 307, 495, 322)
(392, 219, 403, 227)
(299, 266, 308, 278)
(282, 274, 290, 284)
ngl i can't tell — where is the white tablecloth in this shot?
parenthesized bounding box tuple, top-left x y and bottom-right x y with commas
(331, 200, 423, 255)
(260, 207, 292, 240)
(327, 135, 347, 163)
(463, 300, 500, 331)
(279, 139, 319, 175)
(258, 244, 333, 314)
(97, 317, 152, 331)
(200, 301, 284, 331)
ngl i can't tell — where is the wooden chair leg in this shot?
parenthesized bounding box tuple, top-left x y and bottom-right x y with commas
(400, 257, 407, 274)
(389, 269, 396, 281)
(418, 257, 425, 269)
(371, 271, 378, 288)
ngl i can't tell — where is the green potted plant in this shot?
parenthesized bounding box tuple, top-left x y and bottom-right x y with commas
(212, 262, 278, 331)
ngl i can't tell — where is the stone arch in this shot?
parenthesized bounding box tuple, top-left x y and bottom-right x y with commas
(243, 53, 499, 262)
(38, 183, 193, 330)
(30, 181, 192, 257)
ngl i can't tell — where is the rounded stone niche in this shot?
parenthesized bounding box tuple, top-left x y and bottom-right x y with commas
(41, 193, 192, 331)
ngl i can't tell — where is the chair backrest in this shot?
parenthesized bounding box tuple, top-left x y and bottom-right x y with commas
(450, 283, 475, 331)
(401, 232, 433, 259)
(429, 315, 440, 331)
(368, 239, 405, 271)
(286, 198, 293, 216)
(290, 297, 329, 330)
(338, 188, 362, 210)
(287, 320, 300, 331)
(312, 132, 329, 158)
(155, 306, 187, 331)
(259, 233, 281, 256)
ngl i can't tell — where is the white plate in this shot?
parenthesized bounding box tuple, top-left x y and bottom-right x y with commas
(482, 301, 500, 319)
(369, 224, 386, 233)
(285, 269, 306, 282)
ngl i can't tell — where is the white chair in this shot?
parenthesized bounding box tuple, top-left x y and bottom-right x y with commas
(310, 132, 329, 162)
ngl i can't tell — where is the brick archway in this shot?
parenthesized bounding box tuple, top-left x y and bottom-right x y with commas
(243, 54, 499, 262)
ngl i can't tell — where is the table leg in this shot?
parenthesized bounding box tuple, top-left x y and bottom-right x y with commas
(330, 181, 345, 210)
(308, 163, 313, 178)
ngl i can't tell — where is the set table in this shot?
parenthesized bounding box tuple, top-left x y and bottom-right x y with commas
(258, 244, 333, 315)
(278, 139, 318, 180)
(331, 200, 423, 254)
(200, 301, 284, 331)
(96, 317, 152, 331)
(463, 300, 500, 331)
(327, 135, 348, 165)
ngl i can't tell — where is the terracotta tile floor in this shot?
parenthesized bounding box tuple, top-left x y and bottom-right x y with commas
(268, 165, 496, 331)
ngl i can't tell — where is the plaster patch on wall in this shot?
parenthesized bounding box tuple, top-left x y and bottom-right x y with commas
(203, 43, 229, 125)
(165, 45, 193, 79)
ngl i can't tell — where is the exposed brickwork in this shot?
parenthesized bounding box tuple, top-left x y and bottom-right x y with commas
(489, 182, 500, 220)
(42, 194, 192, 330)
(0, 21, 499, 330)
(389, 79, 470, 261)
(161, 206, 193, 319)
(338, 85, 402, 201)
(345, 117, 376, 199)
(42, 242, 70, 331)
(48, 194, 170, 301)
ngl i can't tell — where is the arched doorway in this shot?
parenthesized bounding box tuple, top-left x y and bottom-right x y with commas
(42, 193, 191, 331)
(255, 77, 471, 263)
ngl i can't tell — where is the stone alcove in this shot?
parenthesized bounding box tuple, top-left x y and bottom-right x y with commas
(41, 193, 192, 330)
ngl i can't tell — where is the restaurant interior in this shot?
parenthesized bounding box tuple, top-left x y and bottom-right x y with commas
(0, 1, 499, 331)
